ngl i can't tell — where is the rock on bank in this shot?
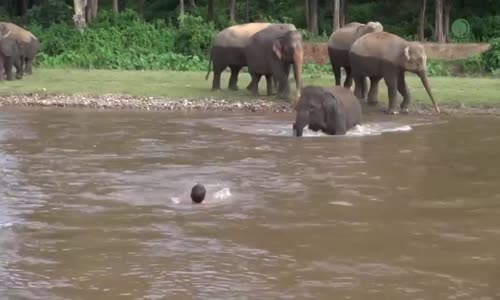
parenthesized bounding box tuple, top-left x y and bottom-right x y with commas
(0, 93, 294, 113)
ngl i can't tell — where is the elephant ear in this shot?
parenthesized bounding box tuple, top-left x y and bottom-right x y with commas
(404, 46, 411, 61)
(272, 38, 283, 60)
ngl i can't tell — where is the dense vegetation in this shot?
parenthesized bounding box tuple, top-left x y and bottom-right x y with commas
(1, 0, 499, 75)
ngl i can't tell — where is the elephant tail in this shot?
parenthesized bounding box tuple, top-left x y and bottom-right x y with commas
(205, 51, 212, 80)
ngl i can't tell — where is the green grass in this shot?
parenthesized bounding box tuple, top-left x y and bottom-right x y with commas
(0, 68, 499, 107)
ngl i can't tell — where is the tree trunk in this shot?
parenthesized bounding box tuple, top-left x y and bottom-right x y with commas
(73, 0, 87, 31)
(245, 0, 249, 22)
(18, 0, 28, 16)
(188, 0, 195, 8)
(444, 0, 452, 42)
(333, 0, 340, 31)
(207, 0, 214, 21)
(418, 0, 426, 41)
(340, 0, 347, 27)
(112, 0, 118, 13)
(91, 0, 98, 19)
(136, 0, 144, 16)
(229, 0, 236, 23)
(309, 0, 318, 34)
(305, 0, 310, 31)
(179, 0, 184, 24)
(434, 0, 444, 43)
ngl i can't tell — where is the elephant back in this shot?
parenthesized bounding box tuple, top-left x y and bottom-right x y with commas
(0, 22, 37, 44)
(350, 31, 407, 63)
(212, 22, 271, 48)
(328, 21, 383, 51)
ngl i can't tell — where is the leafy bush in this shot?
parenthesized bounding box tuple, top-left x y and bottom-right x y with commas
(480, 38, 500, 73)
(427, 60, 449, 76)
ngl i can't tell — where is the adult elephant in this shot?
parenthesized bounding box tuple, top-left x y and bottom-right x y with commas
(0, 22, 39, 75)
(327, 21, 383, 88)
(0, 23, 23, 81)
(245, 25, 303, 100)
(205, 22, 296, 91)
(349, 31, 440, 115)
(293, 86, 361, 137)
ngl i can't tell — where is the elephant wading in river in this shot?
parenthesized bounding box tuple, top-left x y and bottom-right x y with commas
(245, 25, 303, 100)
(0, 22, 39, 76)
(327, 21, 383, 88)
(205, 22, 296, 91)
(293, 86, 362, 137)
(349, 31, 440, 115)
(0, 23, 23, 81)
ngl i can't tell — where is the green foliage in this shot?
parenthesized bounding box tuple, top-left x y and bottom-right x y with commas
(480, 38, 500, 73)
(426, 60, 449, 77)
(28, 10, 213, 71)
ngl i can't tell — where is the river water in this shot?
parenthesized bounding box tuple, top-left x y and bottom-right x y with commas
(0, 107, 499, 299)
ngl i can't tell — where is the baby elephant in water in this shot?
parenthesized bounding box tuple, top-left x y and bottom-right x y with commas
(292, 86, 362, 137)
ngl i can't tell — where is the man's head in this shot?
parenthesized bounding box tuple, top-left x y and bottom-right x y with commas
(191, 184, 206, 204)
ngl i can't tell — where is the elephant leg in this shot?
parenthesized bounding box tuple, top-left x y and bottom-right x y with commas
(397, 72, 411, 114)
(265, 74, 273, 96)
(279, 64, 291, 95)
(212, 65, 225, 91)
(4, 59, 14, 81)
(249, 73, 261, 96)
(14, 58, 23, 80)
(384, 74, 399, 115)
(332, 65, 341, 86)
(367, 76, 382, 105)
(228, 65, 241, 90)
(343, 67, 353, 88)
(353, 76, 364, 99)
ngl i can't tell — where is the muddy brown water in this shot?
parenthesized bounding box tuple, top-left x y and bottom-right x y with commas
(0, 107, 499, 299)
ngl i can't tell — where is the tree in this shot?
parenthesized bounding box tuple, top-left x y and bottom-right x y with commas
(308, 0, 318, 34)
(85, 0, 98, 23)
(305, 0, 310, 30)
(245, 0, 249, 22)
(340, 0, 348, 27)
(18, 0, 28, 16)
(73, 0, 86, 31)
(188, 0, 195, 8)
(112, 0, 118, 13)
(136, 0, 144, 16)
(434, 0, 444, 43)
(418, 0, 426, 41)
(179, 0, 184, 24)
(207, 0, 214, 21)
(443, 0, 452, 42)
(333, 0, 340, 31)
(229, 0, 236, 23)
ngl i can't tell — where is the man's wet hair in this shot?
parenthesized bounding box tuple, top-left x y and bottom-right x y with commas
(191, 183, 206, 204)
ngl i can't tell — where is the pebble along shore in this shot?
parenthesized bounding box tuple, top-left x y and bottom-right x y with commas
(0, 93, 294, 113)
(0, 93, 498, 116)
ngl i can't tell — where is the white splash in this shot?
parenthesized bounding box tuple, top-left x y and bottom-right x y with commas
(213, 187, 231, 200)
(346, 124, 412, 136)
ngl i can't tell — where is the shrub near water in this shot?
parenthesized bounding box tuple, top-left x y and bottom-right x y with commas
(28, 10, 214, 71)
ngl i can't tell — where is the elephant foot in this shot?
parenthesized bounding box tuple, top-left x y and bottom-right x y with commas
(228, 85, 239, 91)
(211, 87, 221, 92)
(385, 109, 400, 115)
(367, 100, 378, 106)
(400, 107, 409, 114)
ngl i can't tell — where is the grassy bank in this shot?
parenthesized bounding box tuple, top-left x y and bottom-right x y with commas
(0, 68, 498, 107)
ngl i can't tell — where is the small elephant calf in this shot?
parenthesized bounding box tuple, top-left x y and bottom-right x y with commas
(292, 86, 362, 137)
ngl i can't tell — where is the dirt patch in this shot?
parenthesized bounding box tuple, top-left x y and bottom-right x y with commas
(303, 42, 490, 64)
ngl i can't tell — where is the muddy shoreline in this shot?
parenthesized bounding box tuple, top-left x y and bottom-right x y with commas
(0, 93, 499, 116)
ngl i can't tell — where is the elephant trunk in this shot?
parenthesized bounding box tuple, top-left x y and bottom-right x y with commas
(293, 110, 307, 137)
(292, 47, 303, 101)
(418, 71, 440, 114)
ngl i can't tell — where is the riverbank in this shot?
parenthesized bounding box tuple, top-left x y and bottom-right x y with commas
(0, 69, 498, 114)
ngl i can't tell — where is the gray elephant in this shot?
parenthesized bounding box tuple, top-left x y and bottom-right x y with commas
(0, 24, 23, 81)
(245, 25, 303, 100)
(0, 22, 39, 75)
(349, 31, 440, 115)
(293, 86, 362, 137)
(205, 22, 296, 91)
(327, 21, 383, 88)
